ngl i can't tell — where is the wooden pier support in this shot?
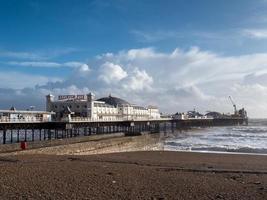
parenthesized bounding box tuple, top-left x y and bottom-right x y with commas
(3, 129, 6, 144)
(24, 129, 27, 142)
(32, 129, 34, 141)
(10, 130, 13, 144)
(38, 129, 41, 141)
(17, 130, 20, 143)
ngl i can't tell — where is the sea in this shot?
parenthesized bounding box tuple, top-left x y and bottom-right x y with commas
(164, 119, 267, 155)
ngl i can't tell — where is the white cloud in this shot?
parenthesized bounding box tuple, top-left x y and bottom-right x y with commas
(7, 61, 62, 67)
(3, 47, 267, 117)
(64, 62, 87, 68)
(39, 85, 91, 96)
(6, 61, 87, 68)
(131, 30, 182, 42)
(0, 50, 45, 60)
(228, 84, 267, 117)
(0, 71, 61, 89)
(93, 47, 267, 116)
(126, 48, 163, 59)
(0, 48, 79, 60)
(124, 68, 153, 91)
(78, 64, 91, 73)
(98, 62, 128, 84)
(173, 85, 213, 101)
(242, 29, 267, 39)
(131, 30, 233, 43)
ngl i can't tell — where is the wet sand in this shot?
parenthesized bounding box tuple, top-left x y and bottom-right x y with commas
(0, 151, 267, 199)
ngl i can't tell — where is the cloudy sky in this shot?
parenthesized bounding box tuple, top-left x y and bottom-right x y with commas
(1, 0, 267, 117)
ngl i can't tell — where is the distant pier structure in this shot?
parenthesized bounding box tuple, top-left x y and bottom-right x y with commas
(0, 94, 248, 146)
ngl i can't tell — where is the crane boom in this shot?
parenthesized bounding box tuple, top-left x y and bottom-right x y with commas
(228, 96, 237, 115)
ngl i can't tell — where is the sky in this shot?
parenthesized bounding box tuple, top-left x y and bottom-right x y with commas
(1, 0, 267, 117)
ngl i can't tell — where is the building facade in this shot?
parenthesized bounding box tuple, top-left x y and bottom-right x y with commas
(0, 107, 52, 122)
(46, 93, 161, 121)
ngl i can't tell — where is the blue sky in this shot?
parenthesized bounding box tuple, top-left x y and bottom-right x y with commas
(1, 0, 267, 117)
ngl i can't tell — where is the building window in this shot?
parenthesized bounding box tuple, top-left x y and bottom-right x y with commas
(77, 105, 80, 108)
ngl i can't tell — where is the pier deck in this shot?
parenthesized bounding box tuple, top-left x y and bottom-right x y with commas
(0, 117, 247, 146)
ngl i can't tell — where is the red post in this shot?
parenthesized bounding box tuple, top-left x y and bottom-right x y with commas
(20, 141, 27, 150)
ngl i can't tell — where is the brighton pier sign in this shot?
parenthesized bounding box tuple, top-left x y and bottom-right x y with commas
(58, 95, 86, 101)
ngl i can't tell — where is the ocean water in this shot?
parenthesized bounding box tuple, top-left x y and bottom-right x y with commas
(164, 119, 267, 154)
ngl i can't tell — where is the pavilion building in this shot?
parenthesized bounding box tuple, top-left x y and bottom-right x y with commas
(46, 93, 161, 121)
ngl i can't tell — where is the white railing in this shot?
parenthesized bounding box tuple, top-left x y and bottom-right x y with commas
(69, 117, 124, 122)
(69, 117, 171, 122)
(0, 116, 171, 123)
(0, 117, 50, 123)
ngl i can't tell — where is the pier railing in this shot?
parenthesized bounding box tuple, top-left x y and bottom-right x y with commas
(0, 116, 246, 124)
(0, 117, 50, 123)
(69, 117, 171, 122)
(0, 116, 171, 123)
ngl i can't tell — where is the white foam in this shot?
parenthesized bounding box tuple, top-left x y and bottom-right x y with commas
(165, 121, 267, 155)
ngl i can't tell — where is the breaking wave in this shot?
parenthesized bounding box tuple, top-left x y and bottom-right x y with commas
(164, 119, 267, 154)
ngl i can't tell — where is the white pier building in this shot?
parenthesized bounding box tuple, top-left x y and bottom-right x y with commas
(0, 107, 52, 123)
(46, 93, 161, 121)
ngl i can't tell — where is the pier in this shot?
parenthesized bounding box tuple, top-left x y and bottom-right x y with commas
(0, 93, 248, 146)
(0, 117, 247, 145)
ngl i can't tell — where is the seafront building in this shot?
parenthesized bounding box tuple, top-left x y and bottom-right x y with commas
(173, 110, 211, 120)
(0, 93, 247, 123)
(46, 93, 161, 121)
(0, 107, 52, 122)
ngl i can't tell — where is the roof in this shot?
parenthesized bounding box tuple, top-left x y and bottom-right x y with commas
(94, 102, 114, 108)
(96, 95, 130, 106)
(10, 106, 16, 111)
(132, 105, 146, 110)
(205, 112, 222, 118)
(147, 105, 158, 109)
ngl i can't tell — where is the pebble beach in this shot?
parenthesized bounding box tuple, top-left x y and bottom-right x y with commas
(0, 131, 267, 200)
(0, 151, 267, 200)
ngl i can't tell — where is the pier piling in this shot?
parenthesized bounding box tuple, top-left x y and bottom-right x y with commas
(0, 117, 248, 146)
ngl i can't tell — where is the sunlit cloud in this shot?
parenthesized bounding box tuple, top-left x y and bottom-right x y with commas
(2, 47, 267, 117)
